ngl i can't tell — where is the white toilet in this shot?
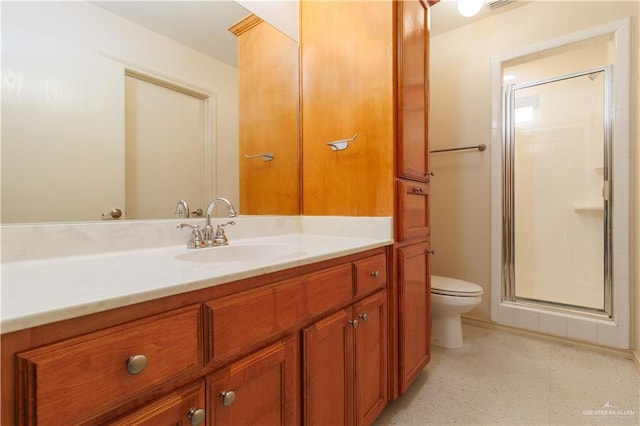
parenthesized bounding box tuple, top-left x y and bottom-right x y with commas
(431, 275, 483, 349)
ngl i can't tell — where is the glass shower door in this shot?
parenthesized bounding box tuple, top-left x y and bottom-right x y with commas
(503, 68, 612, 316)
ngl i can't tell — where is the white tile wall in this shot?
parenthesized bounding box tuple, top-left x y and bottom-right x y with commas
(566, 317, 598, 342)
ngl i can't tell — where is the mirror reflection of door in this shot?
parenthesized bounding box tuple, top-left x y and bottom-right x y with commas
(124, 72, 209, 219)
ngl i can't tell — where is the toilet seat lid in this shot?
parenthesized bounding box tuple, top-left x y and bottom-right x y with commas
(431, 275, 483, 297)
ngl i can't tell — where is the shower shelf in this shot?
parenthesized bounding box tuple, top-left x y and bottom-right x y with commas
(574, 202, 603, 212)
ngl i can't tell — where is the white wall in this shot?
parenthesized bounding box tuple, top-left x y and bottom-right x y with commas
(635, 4, 640, 363)
(1, 2, 239, 222)
(429, 1, 637, 350)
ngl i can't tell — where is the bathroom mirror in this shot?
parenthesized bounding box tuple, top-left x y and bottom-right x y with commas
(1, 0, 300, 223)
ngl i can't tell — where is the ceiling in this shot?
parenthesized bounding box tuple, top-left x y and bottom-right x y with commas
(91, 0, 527, 67)
(91, 1, 250, 67)
(431, 0, 527, 36)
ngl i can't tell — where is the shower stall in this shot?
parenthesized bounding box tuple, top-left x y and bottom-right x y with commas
(502, 67, 612, 318)
(489, 19, 630, 348)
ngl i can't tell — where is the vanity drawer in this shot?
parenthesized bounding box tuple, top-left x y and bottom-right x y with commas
(17, 305, 203, 425)
(397, 179, 430, 242)
(207, 264, 353, 362)
(109, 380, 205, 426)
(353, 254, 387, 297)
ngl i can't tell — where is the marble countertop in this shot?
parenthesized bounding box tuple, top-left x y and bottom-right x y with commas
(1, 217, 393, 334)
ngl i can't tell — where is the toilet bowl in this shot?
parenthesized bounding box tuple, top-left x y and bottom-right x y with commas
(431, 275, 483, 349)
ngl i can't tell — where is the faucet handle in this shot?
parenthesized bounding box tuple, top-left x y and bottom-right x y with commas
(216, 221, 236, 229)
(210, 221, 235, 246)
(177, 223, 205, 249)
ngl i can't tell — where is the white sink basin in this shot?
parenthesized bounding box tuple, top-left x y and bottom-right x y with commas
(174, 243, 302, 264)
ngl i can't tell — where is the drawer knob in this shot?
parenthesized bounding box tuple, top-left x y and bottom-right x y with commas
(370, 270, 381, 279)
(348, 319, 359, 329)
(187, 408, 206, 426)
(219, 390, 236, 407)
(427, 249, 436, 255)
(125, 354, 147, 375)
(358, 313, 368, 323)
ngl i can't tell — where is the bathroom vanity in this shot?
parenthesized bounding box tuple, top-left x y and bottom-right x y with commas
(1, 0, 437, 423)
(1, 217, 392, 425)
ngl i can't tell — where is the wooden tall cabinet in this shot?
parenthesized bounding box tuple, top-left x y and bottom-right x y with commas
(300, 0, 434, 399)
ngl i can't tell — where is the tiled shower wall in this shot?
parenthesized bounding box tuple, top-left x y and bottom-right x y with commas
(513, 77, 605, 310)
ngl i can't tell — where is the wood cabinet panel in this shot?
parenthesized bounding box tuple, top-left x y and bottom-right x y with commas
(303, 290, 388, 426)
(354, 291, 388, 426)
(300, 0, 394, 216)
(17, 305, 203, 425)
(353, 254, 387, 297)
(207, 264, 352, 362)
(397, 179, 430, 242)
(231, 15, 299, 215)
(397, 0, 430, 181)
(303, 308, 353, 426)
(208, 337, 299, 425)
(109, 380, 205, 426)
(397, 243, 431, 395)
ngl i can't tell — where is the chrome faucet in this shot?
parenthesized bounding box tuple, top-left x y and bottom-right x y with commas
(204, 197, 237, 245)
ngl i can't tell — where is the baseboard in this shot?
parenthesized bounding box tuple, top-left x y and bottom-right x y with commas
(633, 350, 640, 370)
(461, 316, 635, 362)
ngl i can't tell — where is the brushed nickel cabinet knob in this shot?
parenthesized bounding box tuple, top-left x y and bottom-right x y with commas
(219, 390, 236, 407)
(187, 408, 205, 425)
(125, 354, 147, 375)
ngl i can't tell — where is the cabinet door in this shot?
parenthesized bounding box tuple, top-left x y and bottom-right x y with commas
(208, 337, 299, 425)
(108, 381, 205, 426)
(397, 242, 431, 395)
(354, 291, 388, 426)
(303, 308, 354, 426)
(397, 0, 431, 181)
(300, 0, 394, 216)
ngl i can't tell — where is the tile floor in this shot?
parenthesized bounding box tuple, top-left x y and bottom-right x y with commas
(374, 324, 639, 425)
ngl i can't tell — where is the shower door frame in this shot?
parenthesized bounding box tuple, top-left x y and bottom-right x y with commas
(502, 66, 613, 319)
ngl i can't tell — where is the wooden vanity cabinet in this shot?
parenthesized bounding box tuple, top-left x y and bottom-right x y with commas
(303, 290, 387, 426)
(2, 247, 390, 425)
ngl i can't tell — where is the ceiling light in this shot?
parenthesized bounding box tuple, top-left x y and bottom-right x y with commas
(457, 0, 484, 17)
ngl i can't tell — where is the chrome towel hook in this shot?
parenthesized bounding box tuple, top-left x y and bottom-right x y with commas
(245, 153, 274, 162)
(326, 134, 358, 151)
